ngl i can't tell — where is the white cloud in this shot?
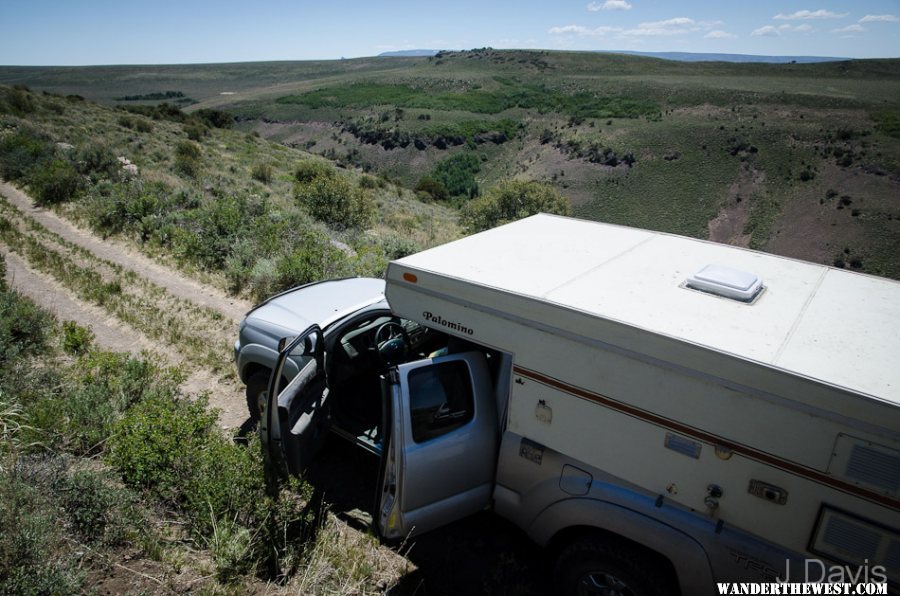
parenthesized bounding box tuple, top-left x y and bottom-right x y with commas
(752, 23, 814, 36)
(832, 24, 866, 33)
(774, 9, 847, 20)
(548, 24, 622, 36)
(859, 14, 900, 23)
(587, 0, 632, 11)
(705, 30, 737, 39)
(622, 17, 721, 36)
(551, 15, 721, 39)
(752, 25, 780, 36)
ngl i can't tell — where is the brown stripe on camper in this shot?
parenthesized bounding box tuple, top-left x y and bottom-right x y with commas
(513, 365, 900, 512)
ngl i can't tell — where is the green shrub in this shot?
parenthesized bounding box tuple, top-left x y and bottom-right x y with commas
(61, 320, 94, 355)
(172, 193, 265, 269)
(75, 144, 120, 181)
(7, 87, 36, 115)
(462, 180, 571, 233)
(0, 470, 84, 595)
(0, 264, 52, 367)
(358, 174, 379, 189)
(248, 230, 350, 301)
(432, 152, 481, 198)
(380, 234, 421, 259)
(414, 176, 449, 201)
(184, 122, 208, 141)
(30, 159, 81, 205)
(176, 140, 201, 160)
(174, 140, 201, 177)
(294, 159, 336, 184)
(295, 175, 375, 229)
(252, 162, 273, 183)
(134, 118, 153, 133)
(24, 350, 175, 456)
(195, 108, 234, 129)
(0, 128, 55, 182)
(57, 468, 140, 547)
(108, 392, 217, 502)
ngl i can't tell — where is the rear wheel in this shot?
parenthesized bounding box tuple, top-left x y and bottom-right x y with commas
(245, 369, 271, 421)
(555, 537, 670, 596)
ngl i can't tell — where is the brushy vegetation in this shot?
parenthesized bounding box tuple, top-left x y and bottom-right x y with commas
(431, 152, 482, 199)
(295, 169, 375, 229)
(0, 256, 379, 592)
(277, 82, 660, 120)
(462, 180, 571, 232)
(0, 87, 455, 302)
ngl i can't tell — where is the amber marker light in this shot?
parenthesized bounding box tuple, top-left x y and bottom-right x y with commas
(402, 272, 418, 283)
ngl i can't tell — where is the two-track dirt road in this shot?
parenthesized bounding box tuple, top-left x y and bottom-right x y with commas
(0, 181, 253, 429)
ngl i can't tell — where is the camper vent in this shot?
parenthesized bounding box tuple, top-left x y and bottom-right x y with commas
(811, 507, 900, 584)
(822, 515, 881, 561)
(683, 264, 764, 303)
(828, 434, 900, 497)
(846, 444, 900, 493)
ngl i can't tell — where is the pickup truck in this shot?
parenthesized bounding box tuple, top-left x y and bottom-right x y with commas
(235, 214, 900, 596)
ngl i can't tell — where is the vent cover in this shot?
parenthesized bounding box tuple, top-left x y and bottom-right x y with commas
(828, 434, 900, 496)
(684, 264, 764, 303)
(811, 507, 900, 584)
(846, 444, 900, 493)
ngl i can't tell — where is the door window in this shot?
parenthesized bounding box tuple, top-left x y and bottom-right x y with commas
(408, 360, 474, 443)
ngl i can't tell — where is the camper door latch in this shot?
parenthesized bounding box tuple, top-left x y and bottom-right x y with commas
(705, 484, 723, 510)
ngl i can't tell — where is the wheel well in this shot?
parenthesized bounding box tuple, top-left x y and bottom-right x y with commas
(241, 362, 270, 384)
(547, 525, 681, 596)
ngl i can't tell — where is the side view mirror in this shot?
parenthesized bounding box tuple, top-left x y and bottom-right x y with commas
(278, 335, 315, 356)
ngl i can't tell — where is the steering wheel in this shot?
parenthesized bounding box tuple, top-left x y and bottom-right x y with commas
(375, 321, 410, 367)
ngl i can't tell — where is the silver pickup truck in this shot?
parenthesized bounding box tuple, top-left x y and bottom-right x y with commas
(234, 276, 466, 445)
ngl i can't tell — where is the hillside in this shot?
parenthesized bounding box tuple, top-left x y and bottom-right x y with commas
(0, 85, 523, 596)
(0, 84, 460, 304)
(1, 50, 899, 596)
(3, 49, 896, 279)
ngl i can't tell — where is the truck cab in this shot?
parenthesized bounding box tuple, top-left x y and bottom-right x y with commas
(235, 277, 511, 539)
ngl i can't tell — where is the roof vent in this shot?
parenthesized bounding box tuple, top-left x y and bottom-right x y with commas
(684, 264, 764, 303)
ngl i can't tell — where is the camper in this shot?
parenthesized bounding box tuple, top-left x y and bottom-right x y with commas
(235, 214, 900, 595)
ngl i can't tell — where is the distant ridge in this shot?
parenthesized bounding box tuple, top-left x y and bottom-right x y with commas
(599, 50, 850, 63)
(377, 48, 849, 63)
(378, 50, 440, 57)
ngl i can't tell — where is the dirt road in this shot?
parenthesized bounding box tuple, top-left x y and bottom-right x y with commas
(0, 181, 251, 429)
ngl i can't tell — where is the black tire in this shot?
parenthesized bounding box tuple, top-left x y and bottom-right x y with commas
(245, 369, 271, 421)
(555, 537, 671, 596)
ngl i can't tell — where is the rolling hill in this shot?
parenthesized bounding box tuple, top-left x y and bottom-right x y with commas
(2, 49, 899, 279)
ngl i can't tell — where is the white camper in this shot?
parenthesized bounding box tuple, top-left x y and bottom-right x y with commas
(250, 214, 900, 595)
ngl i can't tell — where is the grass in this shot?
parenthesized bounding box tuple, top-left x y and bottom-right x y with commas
(0, 262, 398, 593)
(0, 196, 233, 372)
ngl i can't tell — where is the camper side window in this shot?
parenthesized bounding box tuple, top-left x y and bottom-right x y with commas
(408, 360, 474, 443)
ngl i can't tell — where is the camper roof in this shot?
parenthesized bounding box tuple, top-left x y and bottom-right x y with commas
(393, 214, 900, 405)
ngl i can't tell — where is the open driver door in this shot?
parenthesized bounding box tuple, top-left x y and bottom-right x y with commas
(260, 324, 328, 484)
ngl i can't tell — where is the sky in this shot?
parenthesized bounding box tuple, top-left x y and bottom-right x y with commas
(1, 0, 898, 65)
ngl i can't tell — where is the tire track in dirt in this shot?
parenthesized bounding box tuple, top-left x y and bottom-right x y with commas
(2, 249, 160, 357)
(0, 181, 251, 429)
(0, 181, 252, 323)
